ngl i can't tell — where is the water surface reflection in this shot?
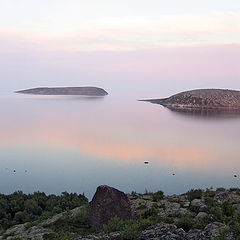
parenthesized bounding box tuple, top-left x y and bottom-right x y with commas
(166, 107, 240, 119)
(0, 94, 239, 198)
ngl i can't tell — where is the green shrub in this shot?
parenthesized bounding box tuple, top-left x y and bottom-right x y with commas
(214, 228, 229, 240)
(103, 216, 125, 233)
(103, 215, 162, 239)
(0, 191, 88, 230)
(193, 216, 211, 229)
(140, 206, 158, 219)
(187, 189, 203, 201)
(163, 216, 174, 224)
(43, 233, 58, 240)
(204, 195, 215, 208)
(221, 201, 235, 217)
(176, 216, 194, 232)
(44, 205, 91, 236)
(152, 191, 164, 202)
(137, 218, 154, 231)
(229, 188, 238, 192)
(72, 205, 89, 227)
(122, 221, 139, 240)
(189, 205, 200, 213)
(216, 188, 226, 192)
(137, 203, 147, 210)
(211, 206, 224, 222)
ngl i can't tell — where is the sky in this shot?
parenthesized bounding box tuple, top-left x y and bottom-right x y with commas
(0, 0, 240, 96)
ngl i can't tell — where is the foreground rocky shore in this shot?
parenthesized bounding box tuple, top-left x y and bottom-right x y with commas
(0, 187, 239, 240)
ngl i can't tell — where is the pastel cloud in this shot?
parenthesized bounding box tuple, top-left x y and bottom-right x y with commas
(0, 11, 240, 51)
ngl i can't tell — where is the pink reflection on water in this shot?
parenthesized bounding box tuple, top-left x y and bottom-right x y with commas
(0, 95, 239, 175)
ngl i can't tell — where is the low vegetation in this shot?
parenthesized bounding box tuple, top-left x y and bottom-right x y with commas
(0, 191, 87, 230)
(0, 188, 240, 239)
(102, 188, 240, 239)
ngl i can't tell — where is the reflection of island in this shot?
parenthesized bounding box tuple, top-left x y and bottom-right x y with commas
(166, 107, 240, 119)
(15, 87, 108, 96)
(142, 89, 240, 111)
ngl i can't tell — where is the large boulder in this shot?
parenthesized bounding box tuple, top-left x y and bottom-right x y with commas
(191, 199, 208, 212)
(89, 185, 132, 231)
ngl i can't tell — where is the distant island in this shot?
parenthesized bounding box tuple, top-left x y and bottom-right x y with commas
(142, 89, 240, 110)
(15, 87, 108, 96)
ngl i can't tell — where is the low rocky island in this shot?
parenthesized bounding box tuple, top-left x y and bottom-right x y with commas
(15, 87, 108, 96)
(142, 89, 240, 110)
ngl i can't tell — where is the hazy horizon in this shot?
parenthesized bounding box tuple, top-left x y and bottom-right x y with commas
(1, 1, 240, 98)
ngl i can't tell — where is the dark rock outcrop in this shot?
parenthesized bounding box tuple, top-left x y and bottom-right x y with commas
(15, 87, 108, 96)
(89, 185, 132, 231)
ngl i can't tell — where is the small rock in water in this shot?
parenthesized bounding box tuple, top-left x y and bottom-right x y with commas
(144, 161, 149, 164)
(13, 170, 16, 173)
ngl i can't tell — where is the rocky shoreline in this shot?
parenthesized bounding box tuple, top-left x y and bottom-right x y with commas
(0, 186, 239, 240)
(142, 89, 240, 111)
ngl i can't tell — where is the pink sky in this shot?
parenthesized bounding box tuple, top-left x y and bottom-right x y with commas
(0, 1, 239, 95)
(0, 44, 239, 97)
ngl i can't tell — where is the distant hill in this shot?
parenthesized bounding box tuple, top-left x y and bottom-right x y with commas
(142, 89, 240, 110)
(15, 87, 108, 96)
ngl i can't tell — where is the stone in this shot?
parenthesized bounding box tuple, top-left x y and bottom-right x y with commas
(191, 199, 208, 212)
(130, 197, 156, 218)
(214, 191, 240, 204)
(89, 185, 132, 231)
(3, 224, 26, 237)
(140, 223, 186, 240)
(195, 212, 208, 220)
(142, 195, 152, 201)
(1, 224, 54, 240)
(203, 222, 227, 239)
(40, 206, 84, 227)
(183, 201, 190, 208)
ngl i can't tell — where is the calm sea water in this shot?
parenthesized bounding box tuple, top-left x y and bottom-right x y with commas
(0, 93, 239, 198)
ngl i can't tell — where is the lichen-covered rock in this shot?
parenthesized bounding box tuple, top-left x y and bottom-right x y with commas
(130, 197, 156, 217)
(202, 222, 228, 239)
(40, 206, 84, 227)
(139, 222, 232, 240)
(3, 224, 26, 237)
(191, 199, 208, 212)
(1, 225, 54, 240)
(214, 191, 240, 204)
(195, 212, 208, 220)
(89, 185, 132, 231)
(140, 223, 187, 240)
